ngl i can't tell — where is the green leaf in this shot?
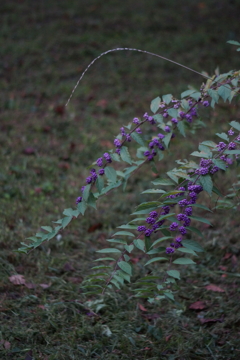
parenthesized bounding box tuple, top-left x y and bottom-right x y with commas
(153, 114, 164, 124)
(94, 257, 116, 261)
(164, 291, 175, 301)
(113, 231, 134, 237)
(133, 239, 145, 252)
(117, 270, 131, 283)
(100, 180, 122, 195)
(124, 244, 134, 253)
(77, 200, 87, 215)
(96, 248, 121, 254)
(41, 226, 52, 233)
(150, 96, 161, 113)
(145, 236, 151, 252)
(152, 177, 174, 186)
(136, 201, 161, 211)
(107, 238, 127, 244)
(207, 89, 219, 103)
(216, 132, 229, 141)
(118, 261, 132, 275)
(177, 248, 197, 256)
(120, 146, 132, 164)
(163, 132, 172, 149)
(167, 108, 178, 118)
(212, 159, 226, 171)
(182, 239, 204, 252)
(190, 92, 201, 101)
(110, 279, 120, 289)
(105, 166, 117, 183)
(144, 257, 168, 266)
(191, 151, 210, 159)
(201, 140, 217, 148)
(186, 226, 203, 238)
(212, 185, 224, 197)
(190, 215, 212, 226)
(181, 89, 196, 99)
(167, 270, 180, 280)
(151, 236, 173, 247)
(83, 184, 91, 201)
(191, 203, 212, 212)
(167, 171, 178, 183)
(141, 189, 166, 194)
(147, 247, 165, 255)
(117, 224, 138, 229)
(218, 84, 231, 102)
(162, 94, 172, 105)
(173, 258, 196, 265)
(62, 216, 72, 229)
(199, 174, 213, 196)
(224, 150, 240, 155)
(87, 192, 97, 209)
(131, 132, 145, 146)
(177, 121, 186, 137)
(227, 40, 240, 46)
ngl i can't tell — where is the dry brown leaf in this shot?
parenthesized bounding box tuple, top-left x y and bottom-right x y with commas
(189, 301, 207, 310)
(205, 284, 225, 292)
(39, 283, 51, 289)
(9, 274, 26, 285)
(138, 303, 147, 312)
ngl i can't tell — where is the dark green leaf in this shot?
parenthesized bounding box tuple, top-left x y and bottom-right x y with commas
(191, 203, 212, 212)
(173, 258, 196, 265)
(190, 92, 201, 101)
(218, 84, 231, 102)
(105, 166, 117, 183)
(150, 96, 161, 113)
(131, 132, 145, 146)
(133, 239, 145, 252)
(118, 261, 132, 275)
(167, 108, 178, 118)
(107, 238, 127, 244)
(191, 151, 210, 159)
(96, 176, 104, 193)
(136, 201, 161, 211)
(177, 121, 186, 137)
(124, 244, 134, 253)
(62, 216, 72, 229)
(152, 177, 175, 186)
(186, 226, 203, 237)
(96, 248, 121, 254)
(182, 239, 204, 252)
(177, 248, 197, 256)
(212, 185, 224, 197)
(199, 174, 213, 195)
(216, 132, 229, 141)
(113, 231, 134, 237)
(181, 89, 196, 98)
(83, 184, 91, 201)
(163, 132, 172, 149)
(162, 94, 172, 104)
(41, 226, 52, 233)
(120, 146, 132, 164)
(144, 257, 168, 266)
(151, 236, 173, 247)
(141, 189, 166, 194)
(77, 200, 87, 215)
(167, 270, 180, 279)
(190, 215, 212, 226)
(207, 89, 219, 103)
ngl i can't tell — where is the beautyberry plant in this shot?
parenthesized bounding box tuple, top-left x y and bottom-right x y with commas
(17, 41, 240, 304)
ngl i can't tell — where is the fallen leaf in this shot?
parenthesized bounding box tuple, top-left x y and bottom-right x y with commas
(23, 147, 35, 155)
(24, 283, 36, 289)
(37, 305, 46, 310)
(88, 223, 103, 233)
(0, 340, 11, 350)
(9, 274, 26, 285)
(138, 303, 147, 312)
(39, 283, 51, 289)
(67, 277, 82, 284)
(223, 253, 232, 260)
(219, 265, 227, 271)
(54, 105, 65, 115)
(205, 284, 225, 292)
(63, 262, 75, 272)
(231, 254, 238, 266)
(165, 334, 172, 342)
(96, 99, 107, 108)
(189, 301, 207, 310)
(199, 317, 224, 325)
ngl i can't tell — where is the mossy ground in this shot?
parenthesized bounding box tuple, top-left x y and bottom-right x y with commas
(1, 1, 240, 359)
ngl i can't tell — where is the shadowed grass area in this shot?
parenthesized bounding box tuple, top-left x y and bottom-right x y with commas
(1, 0, 240, 359)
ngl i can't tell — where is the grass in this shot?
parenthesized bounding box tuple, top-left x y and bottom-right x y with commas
(1, 0, 240, 358)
